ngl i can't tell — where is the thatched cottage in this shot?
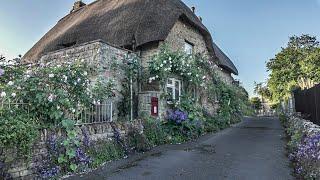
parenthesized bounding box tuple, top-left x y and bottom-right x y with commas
(23, 0, 238, 118)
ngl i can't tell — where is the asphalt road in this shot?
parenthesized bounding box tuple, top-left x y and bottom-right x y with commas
(69, 116, 294, 180)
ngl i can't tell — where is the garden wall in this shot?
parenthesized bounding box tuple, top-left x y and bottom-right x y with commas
(2, 120, 143, 179)
(283, 115, 320, 179)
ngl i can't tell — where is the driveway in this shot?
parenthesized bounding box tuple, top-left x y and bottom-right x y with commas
(68, 117, 293, 180)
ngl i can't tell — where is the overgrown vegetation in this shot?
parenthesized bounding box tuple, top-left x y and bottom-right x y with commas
(140, 45, 251, 144)
(280, 114, 320, 179)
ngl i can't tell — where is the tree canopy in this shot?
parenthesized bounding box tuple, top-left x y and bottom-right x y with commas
(265, 34, 320, 103)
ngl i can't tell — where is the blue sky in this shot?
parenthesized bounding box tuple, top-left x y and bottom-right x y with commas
(1, 0, 320, 96)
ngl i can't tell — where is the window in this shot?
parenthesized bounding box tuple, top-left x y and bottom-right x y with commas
(166, 78, 181, 103)
(184, 41, 194, 55)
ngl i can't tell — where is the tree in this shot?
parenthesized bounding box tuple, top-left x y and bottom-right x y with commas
(266, 34, 320, 103)
(250, 97, 262, 112)
(254, 82, 271, 101)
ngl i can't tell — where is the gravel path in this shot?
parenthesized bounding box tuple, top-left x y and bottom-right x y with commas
(68, 116, 294, 180)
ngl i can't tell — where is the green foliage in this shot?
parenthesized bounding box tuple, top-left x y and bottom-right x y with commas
(58, 119, 80, 172)
(87, 140, 125, 168)
(0, 106, 38, 156)
(250, 97, 262, 111)
(112, 55, 141, 120)
(266, 34, 320, 103)
(143, 118, 167, 146)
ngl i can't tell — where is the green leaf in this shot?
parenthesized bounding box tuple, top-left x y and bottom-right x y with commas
(62, 119, 75, 130)
(67, 149, 76, 159)
(63, 139, 70, 146)
(58, 155, 67, 164)
(70, 164, 78, 172)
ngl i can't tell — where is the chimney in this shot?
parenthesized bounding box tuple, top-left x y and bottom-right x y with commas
(191, 6, 196, 13)
(71, 0, 86, 13)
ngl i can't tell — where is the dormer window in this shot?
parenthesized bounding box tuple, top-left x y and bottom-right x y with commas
(184, 41, 194, 55)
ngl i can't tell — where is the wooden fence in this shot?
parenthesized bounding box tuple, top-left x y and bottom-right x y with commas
(293, 84, 320, 125)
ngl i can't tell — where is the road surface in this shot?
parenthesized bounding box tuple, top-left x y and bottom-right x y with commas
(69, 116, 293, 180)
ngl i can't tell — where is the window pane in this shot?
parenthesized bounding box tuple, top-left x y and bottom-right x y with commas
(167, 79, 173, 85)
(167, 87, 173, 101)
(175, 89, 179, 100)
(184, 42, 193, 55)
(175, 81, 180, 89)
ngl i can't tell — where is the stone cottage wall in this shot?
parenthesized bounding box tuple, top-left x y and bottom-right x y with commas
(214, 66, 234, 85)
(138, 20, 220, 117)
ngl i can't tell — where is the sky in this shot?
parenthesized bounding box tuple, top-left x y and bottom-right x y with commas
(1, 0, 320, 97)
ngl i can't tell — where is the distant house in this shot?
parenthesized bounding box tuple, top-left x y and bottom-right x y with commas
(23, 0, 238, 118)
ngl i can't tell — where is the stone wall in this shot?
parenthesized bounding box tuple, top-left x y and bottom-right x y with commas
(214, 66, 234, 85)
(3, 121, 142, 179)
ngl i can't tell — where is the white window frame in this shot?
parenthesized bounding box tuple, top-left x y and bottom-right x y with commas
(166, 78, 182, 103)
(184, 41, 194, 55)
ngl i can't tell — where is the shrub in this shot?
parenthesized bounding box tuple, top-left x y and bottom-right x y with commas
(86, 140, 125, 168)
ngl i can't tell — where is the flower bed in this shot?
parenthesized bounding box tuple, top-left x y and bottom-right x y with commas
(282, 115, 320, 179)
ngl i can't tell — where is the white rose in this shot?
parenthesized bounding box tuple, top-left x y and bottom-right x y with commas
(11, 93, 16, 97)
(7, 81, 14, 86)
(1, 92, 6, 98)
(84, 71, 88, 76)
(49, 74, 55, 78)
(48, 94, 54, 102)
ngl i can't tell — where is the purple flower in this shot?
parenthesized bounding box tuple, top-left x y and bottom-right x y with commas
(81, 128, 90, 147)
(39, 166, 60, 178)
(167, 109, 188, 124)
(76, 148, 91, 165)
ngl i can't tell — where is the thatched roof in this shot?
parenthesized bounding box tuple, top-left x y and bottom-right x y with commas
(23, 0, 238, 75)
(212, 42, 238, 75)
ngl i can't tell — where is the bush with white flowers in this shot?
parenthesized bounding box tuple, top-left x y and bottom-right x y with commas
(0, 59, 116, 162)
(148, 45, 207, 87)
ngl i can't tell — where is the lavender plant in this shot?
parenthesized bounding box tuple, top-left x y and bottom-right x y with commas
(292, 134, 320, 179)
(166, 109, 188, 124)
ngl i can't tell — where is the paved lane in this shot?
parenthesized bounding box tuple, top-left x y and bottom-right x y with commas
(69, 117, 293, 180)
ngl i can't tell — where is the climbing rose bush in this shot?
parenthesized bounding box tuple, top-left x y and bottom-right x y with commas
(148, 45, 207, 87)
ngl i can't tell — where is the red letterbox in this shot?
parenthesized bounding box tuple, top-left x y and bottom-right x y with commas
(151, 97, 159, 116)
